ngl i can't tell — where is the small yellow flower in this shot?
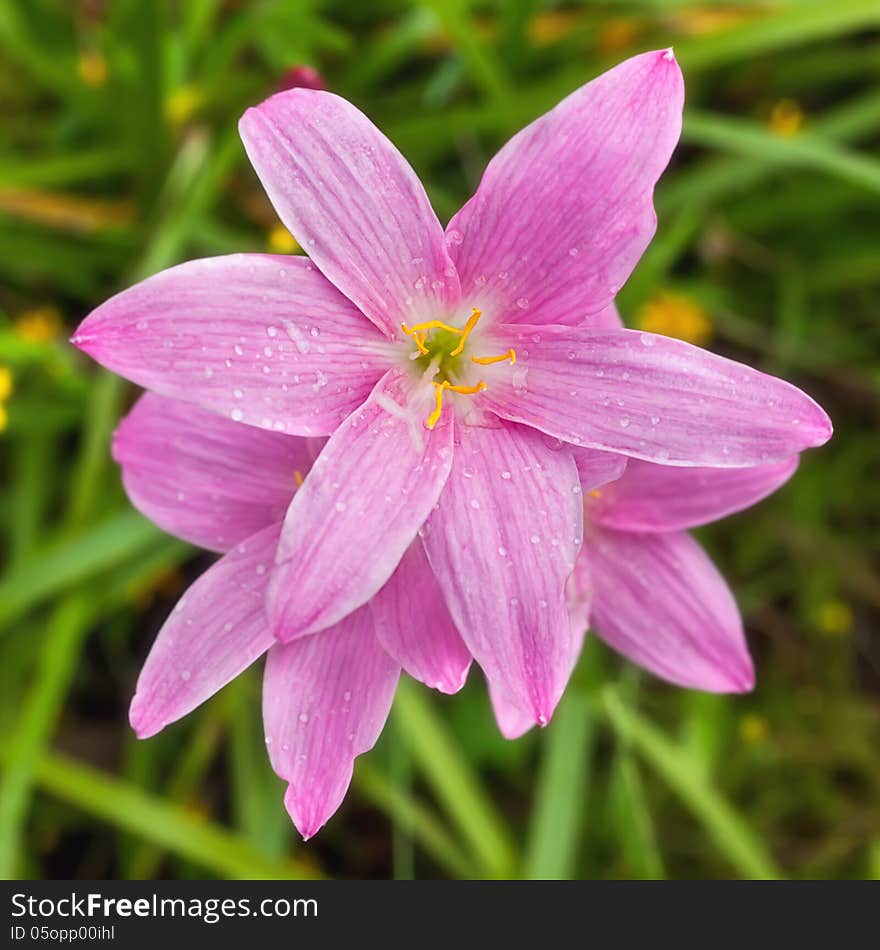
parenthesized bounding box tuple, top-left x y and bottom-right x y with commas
(816, 600, 852, 637)
(77, 50, 107, 87)
(768, 99, 805, 138)
(739, 713, 768, 745)
(596, 18, 639, 54)
(267, 225, 300, 255)
(0, 366, 13, 402)
(636, 290, 713, 346)
(165, 85, 204, 128)
(16, 306, 63, 343)
(528, 10, 582, 46)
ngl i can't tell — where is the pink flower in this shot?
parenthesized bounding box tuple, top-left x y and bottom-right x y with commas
(73, 50, 831, 726)
(493, 450, 798, 738)
(115, 393, 473, 838)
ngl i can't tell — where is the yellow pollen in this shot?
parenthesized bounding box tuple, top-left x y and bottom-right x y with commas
(588, 489, 602, 499)
(425, 379, 486, 430)
(472, 348, 516, 366)
(449, 308, 482, 357)
(293, 470, 304, 487)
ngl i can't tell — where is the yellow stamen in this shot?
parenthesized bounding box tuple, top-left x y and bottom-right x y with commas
(425, 379, 487, 430)
(402, 319, 463, 336)
(445, 381, 487, 395)
(426, 382, 448, 430)
(472, 348, 515, 366)
(293, 470, 304, 487)
(449, 308, 482, 357)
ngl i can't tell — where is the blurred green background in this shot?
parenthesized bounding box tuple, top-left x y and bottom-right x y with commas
(1, 0, 879, 881)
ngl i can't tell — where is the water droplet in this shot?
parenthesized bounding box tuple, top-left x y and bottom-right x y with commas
(230, 409, 244, 422)
(470, 498, 481, 510)
(516, 296, 529, 309)
(234, 344, 244, 356)
(500, 470, 512, 480)
(298, 712, 309, 724)
(181, 670, 191, 681)
(568, 247, 579, 257)
(498, 546, 507, 557)
(530, 534, 541, 544)
(619, 416, 631, 428)
(462, 466, 475, 479)
(335, 500, 347, 512)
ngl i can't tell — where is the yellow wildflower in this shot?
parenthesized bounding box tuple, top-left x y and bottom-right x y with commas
(636, 290, 713, 346)
(16, 306, 63, 342)
(768, 99, 805, 138)
(267, 225, 300, 255)
(739, 713, 768, 745)
(816, 600, 852, 637)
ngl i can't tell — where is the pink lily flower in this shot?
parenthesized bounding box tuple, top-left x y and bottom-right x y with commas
(73, 50, 831, 726)
(115, 392, 480, 838)
(492, 449, 799, 738)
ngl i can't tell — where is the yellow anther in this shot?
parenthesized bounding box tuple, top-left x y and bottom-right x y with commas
(403, 319, 462, 336)
(449, 308, 482, 357)
(588, 489, 602, 499)
(293, 470, 304, 487)
(445, 381, 487, 395)
(426, 381, 448, 430)
(424, 379, 487, 429)
(472, 348, 515, 366)
(400, 323, 432, 355)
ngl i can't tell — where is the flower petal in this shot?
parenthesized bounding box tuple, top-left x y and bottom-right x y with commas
(269, 368, 454, 640)
(570, 447, 628, 494)
(585, 528, 754, 692)
(446, 50, 683, 326)
(129, 524, 280, 739)
(421, 421, 582, 723)
(488, 680, 535, 740)
(591, 457, 798, 533)
(484, 326, 832, 465)
(114, 393, 318, 552)
(240, 90, 460, 338)
(263, 605, 399, 839)
(72, 254, 393, 436)
(370, 542, 471, 694)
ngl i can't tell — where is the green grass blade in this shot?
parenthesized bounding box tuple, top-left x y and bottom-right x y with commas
(0, 745, 319, 880)
(392, 680, 518, 878)
(602, 688, 782, 880)
(0, 510, 164, 629)
(523, 690, 594, 879)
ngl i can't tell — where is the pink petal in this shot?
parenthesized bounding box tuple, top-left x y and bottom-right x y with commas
(420, 421, 582, 723)
(263, 606, 399, 839)
(484, 326, 832, 465)
(268, 369, 454, 640)
(585, 528, 754, 692)
(129, 524, 280, 739)
(570, 447, 628, 494)
(114, 393, 319, 552)
(591, 457, 798, 533)
(72, 254, 393, 436)
(370, 542, 471, 694)
(446, 50, 683, 326)
(592, 302, 625, 330)
(239, 90, 460, 338)
(488, 680, 535, 740)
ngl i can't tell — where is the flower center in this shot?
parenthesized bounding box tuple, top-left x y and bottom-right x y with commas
(400, 307, 516, 429)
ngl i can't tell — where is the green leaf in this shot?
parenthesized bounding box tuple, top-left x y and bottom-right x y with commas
(602, 688, 782, 880)
(523, 690, 594, 879)
(392, 680, 518, 878)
